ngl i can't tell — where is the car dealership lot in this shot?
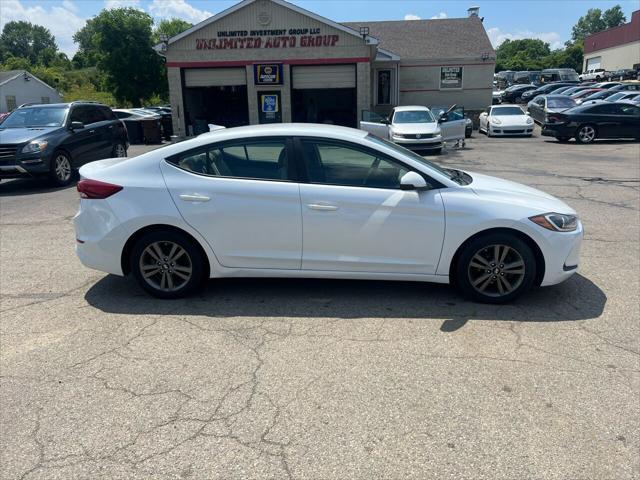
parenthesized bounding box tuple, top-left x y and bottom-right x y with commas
(1, 133, 638, 479)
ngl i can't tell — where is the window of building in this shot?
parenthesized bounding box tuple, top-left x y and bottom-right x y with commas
(6, 95, 17, 111)
(377, 69, 392, 105)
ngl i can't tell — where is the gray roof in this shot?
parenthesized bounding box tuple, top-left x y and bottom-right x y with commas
(0, 70, 24, 86)
(342, 18, 495, 61)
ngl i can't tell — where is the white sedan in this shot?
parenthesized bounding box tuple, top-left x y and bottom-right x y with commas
(479, 104, 535, 137)
(74, 123, 582, 303)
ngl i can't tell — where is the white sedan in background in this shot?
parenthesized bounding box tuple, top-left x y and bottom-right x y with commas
(479, 104, 535, 137)
(74, 123, 582, 304)
(360, 105, 466, 153)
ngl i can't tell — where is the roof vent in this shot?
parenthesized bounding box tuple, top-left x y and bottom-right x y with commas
(467, 6, 480, 17)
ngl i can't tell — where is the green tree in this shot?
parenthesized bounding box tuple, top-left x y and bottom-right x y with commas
(152, 18, 192, 44)
(495, 39, 551, 72)
(0, 21, 58, 65)
(73, 8, 164, 106)
(571, 5, 626, 43)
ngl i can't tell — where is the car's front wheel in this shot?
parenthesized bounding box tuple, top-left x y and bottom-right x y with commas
(455, 232, 537, 304)
(130, 230, 206, 299)
(576, 124, 597, 144)
(49, 151, 74, 186)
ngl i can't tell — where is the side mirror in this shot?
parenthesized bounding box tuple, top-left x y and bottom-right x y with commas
(526, 111, 531, 116)
(438, 114, 448, 123)
(381, 118, 390, 125)
(400, 171, 428, 190)
(70, 121, 84, 130)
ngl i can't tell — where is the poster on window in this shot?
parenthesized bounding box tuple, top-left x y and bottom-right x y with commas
(440, 67, 463, 89)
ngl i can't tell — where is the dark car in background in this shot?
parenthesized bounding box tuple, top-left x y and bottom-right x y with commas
(527, 95, 577, 124)
(541, 102, 640, 143)
(513, 71, 541, 85)
(0, 102, 128, 186)
(609, 69, 637, 81)
(540, 68, 580, 83)
(570, 88, 604, 101)
(502, 84, 538, 103)
(521, 82, 575, 103)
(579, 90, 619, 103)
(608, 81, 640, 93)
(592, 81, 622, 89)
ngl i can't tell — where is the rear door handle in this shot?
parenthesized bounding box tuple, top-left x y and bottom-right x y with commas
(89, 130, 95, 134)
(308, 203, 338, 211)
(179, 194, 211, 203)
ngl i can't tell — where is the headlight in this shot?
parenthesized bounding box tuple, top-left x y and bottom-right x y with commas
(491, 117, 502, 125)
(526, 117, 534, 124)
(21, 140, 48, 154)
(392, 133, 405, 138)
(529, 213, 578, 232)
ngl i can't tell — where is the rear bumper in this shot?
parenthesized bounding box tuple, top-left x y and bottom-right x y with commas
(541, 124, 574, 137)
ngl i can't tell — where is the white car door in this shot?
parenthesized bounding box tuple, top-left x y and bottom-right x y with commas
(160, 137, 302, 269)
(297, 138, 445, 274)
(438, 105, 466, 142)
(359, 110, 391, 139)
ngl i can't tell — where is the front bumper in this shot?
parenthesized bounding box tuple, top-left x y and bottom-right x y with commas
(0, 151, 52, 178)
(537, 221, 584, 286)
(488, 124, 534, 135)
(392, 135, 442, 149)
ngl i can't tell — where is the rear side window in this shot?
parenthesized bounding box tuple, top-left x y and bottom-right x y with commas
(167, 138, 291, 181)
(100, 106, 117, 120)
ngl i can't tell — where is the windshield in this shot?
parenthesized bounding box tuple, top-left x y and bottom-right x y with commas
(393, 110, 435, 123)
(606, 93, 627, 101)
(491, 106, 524, 116)
(547, 97, 576, 108)
(365, 134, 469, 185)
(560, 71, 580, 81)
(0, 106, 67, 128)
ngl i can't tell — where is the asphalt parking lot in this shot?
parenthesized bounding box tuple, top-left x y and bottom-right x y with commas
(1, 130, 639, 480)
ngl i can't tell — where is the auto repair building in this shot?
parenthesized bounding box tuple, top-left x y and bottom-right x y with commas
(583, 10, 640, 72)
(159, 0, 495, 136)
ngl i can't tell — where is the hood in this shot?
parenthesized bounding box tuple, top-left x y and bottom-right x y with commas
(492, 115, 531, 126)
(391, 123, 440, 135)
(466, 171, 575, 214)
(0, 126, 62, 144)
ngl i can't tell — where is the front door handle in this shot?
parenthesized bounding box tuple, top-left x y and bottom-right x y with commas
(179, 193, 211, 203)
(308, 203, 338, 211)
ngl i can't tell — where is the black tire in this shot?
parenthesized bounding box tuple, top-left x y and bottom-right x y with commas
(112, 142, 127, 158)
(556, 136, 571, 143)
(455, 232, 537, 304)
(575, 124, 597, 144)
(48, 150, 74, 187)
(130, 230, 206, 299)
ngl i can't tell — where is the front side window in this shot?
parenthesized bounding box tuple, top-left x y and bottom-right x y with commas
(301, 140, 409, 189)
(168, 139, 290, 181)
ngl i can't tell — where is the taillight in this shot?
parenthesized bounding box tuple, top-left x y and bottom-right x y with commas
(77, 179, 123, 199)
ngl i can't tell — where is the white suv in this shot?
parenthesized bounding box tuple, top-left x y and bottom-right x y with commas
(579, 68, 611, 81)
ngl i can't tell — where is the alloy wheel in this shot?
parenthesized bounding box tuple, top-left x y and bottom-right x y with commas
(139, 241, 193, 292)
(578, 126, 595, 143)
(114, 143, 127, 157)
(467, 244, 526, 298)
(54, 154, 72, 182)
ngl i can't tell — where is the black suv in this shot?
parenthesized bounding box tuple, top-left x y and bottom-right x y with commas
(0, 102, 128, 186)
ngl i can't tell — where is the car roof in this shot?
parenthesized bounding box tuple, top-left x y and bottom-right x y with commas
(393, 105, 430, 112)
(195, 123, 369, 143)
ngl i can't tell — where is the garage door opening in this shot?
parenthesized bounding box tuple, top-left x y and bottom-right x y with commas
(183, 67, 249, 135)
(291, 64, 357, 128)
(184, 86, 249, 134)
(292, 88, 356, 127)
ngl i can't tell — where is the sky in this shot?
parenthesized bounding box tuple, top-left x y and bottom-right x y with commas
(1, 0, 638, 56)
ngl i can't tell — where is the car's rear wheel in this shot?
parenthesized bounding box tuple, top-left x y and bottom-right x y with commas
(130, 230, 205, 299)
(49, 151, 73, 186)
(113, 142, 127, 158)
(455, 233, 537, 304)
(576, 124, 597, 144)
